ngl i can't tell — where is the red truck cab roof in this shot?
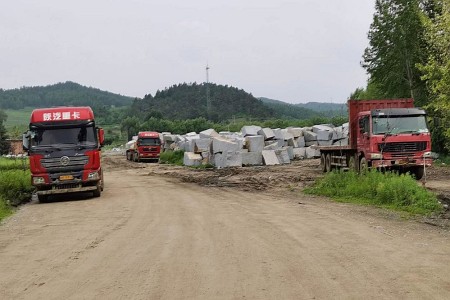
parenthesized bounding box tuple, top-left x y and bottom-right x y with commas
(30, 107, 95, 123)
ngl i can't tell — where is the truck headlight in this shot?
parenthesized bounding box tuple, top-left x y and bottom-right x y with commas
(370, 153, 383, 159)
(33, 177, 45, 184)
(88, 172, 99, 180)
(423, 152, 433, 158)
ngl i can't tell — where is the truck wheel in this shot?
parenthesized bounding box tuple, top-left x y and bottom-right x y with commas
(133, 152, 138, 162)
(348, 155, 357, 172)
(38, 194, 49, 203)
(325, 154, 332, 172)
(359, 157, 368, 174)
(320, 153, 327, 172)
(93, 183, 101, 198)
(412, 166, 424, 180)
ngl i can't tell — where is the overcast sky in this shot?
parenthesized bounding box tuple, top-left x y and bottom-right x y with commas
(0, 0, 375, 104)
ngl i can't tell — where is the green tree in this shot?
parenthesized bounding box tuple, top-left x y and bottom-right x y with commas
(0, 110, 10, 154)
(362, 0, 429, 105)
(121, 116, 141, 141)
(419, 0, 450, 152)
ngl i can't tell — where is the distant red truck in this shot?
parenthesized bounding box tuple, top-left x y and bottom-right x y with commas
(319, 99, 432, 179)
(23, 107, 105, 202)
(126, 131, 162, 162)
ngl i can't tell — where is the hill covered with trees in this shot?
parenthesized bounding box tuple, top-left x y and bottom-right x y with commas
(129, 83, 275, 122)
(0, 81, 134, 110)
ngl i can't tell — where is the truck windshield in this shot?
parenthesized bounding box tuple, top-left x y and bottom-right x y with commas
(30, 126, 97, 147)
(139, 138, 161, 146)
(372, 115, 429, 135)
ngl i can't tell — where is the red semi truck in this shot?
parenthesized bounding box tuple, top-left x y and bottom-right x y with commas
(126, 131, 162, 162)
(23, 107, 105, 202)
(319, 99, 432, 179)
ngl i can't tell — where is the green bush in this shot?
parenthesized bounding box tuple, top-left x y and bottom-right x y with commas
(305, 170, 442, 215)
(159, 150, 185, 166)
(0, 158, 33, 221)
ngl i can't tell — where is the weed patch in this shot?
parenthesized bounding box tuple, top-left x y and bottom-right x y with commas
(305, 170, 442, 215)
(159, 150, 185, 166)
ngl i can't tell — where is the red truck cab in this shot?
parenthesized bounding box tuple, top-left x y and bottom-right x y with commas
(23, 107, 105, 202)
(126, 131, 162, 162)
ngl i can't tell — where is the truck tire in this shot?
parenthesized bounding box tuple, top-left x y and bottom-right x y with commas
(325, 154, 332, 172)
(320, 153, 327, 172)
(348, 155, 357, 172)
(359, 157, 368, 174)
(38, 194, 49, 203)
(412, 166, 424, 180)
(93, 183, 101, 198)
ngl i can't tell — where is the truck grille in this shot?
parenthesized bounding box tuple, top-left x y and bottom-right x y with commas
(143, 147, 159, 153)
(379, 142, 427, 153)
(56, 183, 80, 189)
(41, 156, 89, 171)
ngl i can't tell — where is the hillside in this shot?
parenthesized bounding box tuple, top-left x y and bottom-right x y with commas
(130, 83, 275, 122)
(0, 81, 134, 110)
(259, 97, 322, 119)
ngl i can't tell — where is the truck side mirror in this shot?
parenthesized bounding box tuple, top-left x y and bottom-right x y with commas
(98, 128, 105, 146)
(22, 132, 30, 151)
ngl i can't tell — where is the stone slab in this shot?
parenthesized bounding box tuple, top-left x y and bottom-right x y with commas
(183, 152, 202, 167)
(242, 152, 263, 166)
(262, 150, 280, 166)
(245, 135, 265, 152)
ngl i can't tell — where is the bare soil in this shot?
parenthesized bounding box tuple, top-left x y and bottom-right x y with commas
(0, 154, 449, 299)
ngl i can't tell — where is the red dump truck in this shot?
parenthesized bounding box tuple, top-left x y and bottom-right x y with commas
(319, 99, 432, 179)
(126, 131, 162, 162)
(23, 107, 105, 202)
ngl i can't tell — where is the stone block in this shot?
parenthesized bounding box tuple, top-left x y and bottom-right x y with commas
(296, 136, 306, 147)
(305, 147, 321, 158)
(275, 148, 290, 164)
(194, 138, 212, 153)
(293, 147, 306, 159)
(258, 128, 275, 140)
(287, 127, 304, 138)
(183, 152, 202, 167)
(305, 141, 318, 147)
(272, 128, 284, 140)
(303, 131, 317, 142)
(212, 137, 240, 154)
(264, 142, 279, 150)
(241, 125, 262, 136)
(242, 152, 263, 166)
(283, 146, 294, 160)
(318, 140, 333, 146)
(281, 129, 294, 141)
(287, 137, 298, 148)
(214, 151, 242, 168)
(245, 135, 265, 152)
(262, 150, 280, 166)
(332, 138, 349, 146)
(200, 128, 220, 139)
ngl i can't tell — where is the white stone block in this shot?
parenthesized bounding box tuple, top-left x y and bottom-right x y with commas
(200, 128, 220, 139)
(312, 124, 334, 133)
(293, 147, 306, 159)
(258, 128, 275, 140)
(275, 148, 290, 164)
(194, 138, 212, 153)
(245, 135, 265, 152)
(287, 127, 304, 138)
(303, 131, 317, 142)
(296, 136, 306, 147)
(318, 140, 333, 146)
(273, 128, 284, 140)
(262, 150, 280, 166)
(287, 138, 298, 148)
(332, 138, 349, 146)
(242, 152, 263, 166)
(264, 142, 279, 150)
(305, 147, 321, 159)
(281, 129, 294, 141)
(241, 125, 262, 136)
(316, 130, 332, 141)
(214, 151, 242, 168)
(184, 152, 202, 167)
(305, 141, 319, 147)
(212, 137, 240, 154)
(283, 146, 294, 160)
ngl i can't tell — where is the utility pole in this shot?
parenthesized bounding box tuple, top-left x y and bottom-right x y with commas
(206, 64, 211, 120)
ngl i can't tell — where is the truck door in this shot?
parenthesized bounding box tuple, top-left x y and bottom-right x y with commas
(356, 115, 371, 155)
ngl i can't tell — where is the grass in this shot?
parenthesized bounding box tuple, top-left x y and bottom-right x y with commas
(305, 170, 442, 216)
(0, 157, 33, 222)
(159, 150, 185, 166)
(5, 107, 33, 129)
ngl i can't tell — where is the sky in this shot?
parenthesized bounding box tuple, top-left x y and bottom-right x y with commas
(0, 0, 375, 104)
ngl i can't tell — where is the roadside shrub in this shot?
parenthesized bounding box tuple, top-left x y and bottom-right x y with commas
(159, 150, 184, 166)
(305, 170, 441, 215)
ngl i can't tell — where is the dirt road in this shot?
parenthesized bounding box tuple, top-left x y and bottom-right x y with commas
(1, 159, 450, 299)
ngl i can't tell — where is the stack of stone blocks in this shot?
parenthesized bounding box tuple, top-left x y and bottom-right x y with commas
(160, 123, 349, 168)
